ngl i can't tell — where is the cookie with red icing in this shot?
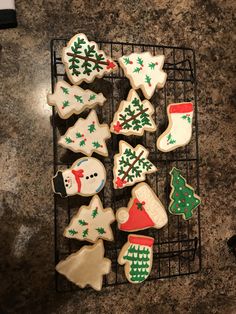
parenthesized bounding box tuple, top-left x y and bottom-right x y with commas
(116, 182, 168, 231)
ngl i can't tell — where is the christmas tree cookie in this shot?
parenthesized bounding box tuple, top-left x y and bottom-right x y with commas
(52, 157, 106, 197)
(113, 141, 157, 189)
(116, 182, 168, 232)
(118, 234, 154, 284)
(118, 52, 167, 99)
(157, 102, 194, 152)
(47, 80, 106, 119)
(110, 89, 156, 136)
(169, 167, 201, 220)
(58, 110, 111, 157)
(64, 195, 115, 243)
(56, 240, 111, 291)
(62, 33, 117, 85)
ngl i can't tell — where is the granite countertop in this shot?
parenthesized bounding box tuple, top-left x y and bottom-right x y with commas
(0, 0, 235, 313)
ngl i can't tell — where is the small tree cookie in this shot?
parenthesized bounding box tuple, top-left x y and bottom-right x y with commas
(56, 240, 111, 291)
(116, 182, 168, 231)
(119, 52, 167, 99)
(58, 110, 111, 157)
(113, 140, 157, 189)
(64, 195, 115, 243)
(62, 33, 117, 85)
(169, 167, 201, 220)
(118, 234, 154, 284)
(47, 80, 106, 119)
(110, 89, 156, 136)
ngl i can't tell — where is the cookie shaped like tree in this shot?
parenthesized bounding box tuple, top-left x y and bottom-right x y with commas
(169, 167, 201, 220)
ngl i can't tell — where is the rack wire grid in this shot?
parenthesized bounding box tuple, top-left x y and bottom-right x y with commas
(50, 38, 201, 292)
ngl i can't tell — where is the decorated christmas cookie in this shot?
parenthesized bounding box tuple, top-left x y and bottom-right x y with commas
(64, 195, 115, 243)
(169, 167, 201, 220)
(118, 52, 167, 99)
(62, 33, 117, 85)
(157, 102, 194, 152)
(110, 89, 156, 136)
(52, 157, 106, 197)
(58, 110, 111, 157)
(47, 80, 106, 119)
(118, 234, 154, 283)
(113, 141, 157, 189)
(116, 182, 167, 231)
(56, 240, 111, 291)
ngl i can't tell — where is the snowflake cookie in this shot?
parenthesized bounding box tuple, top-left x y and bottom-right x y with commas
(113, 140, 157, 189)
(52, 157, 106, 197)
(64, 195, 115, 243)
(110, 89, 156, 136)
(118, 234, 154, 283)
(62, 33, 117, 85)
(58, 110, 111, 157)
(157, 102, 194, 152)
(56, 240, 111, 291)
(47, 80, 106, 119)
(118, 52, 167, 99)
(116, 182, 168, 232)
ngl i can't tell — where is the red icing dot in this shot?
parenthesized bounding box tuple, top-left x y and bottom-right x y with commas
(155, 62, 158, 65)
(149, 84, 151, 87)
(176, 193, 179, 196)
(181, 199, 185, 202)
(101, 145, 103, 148)
(130, 61, 133, 64)
(92, 121, 95, 124)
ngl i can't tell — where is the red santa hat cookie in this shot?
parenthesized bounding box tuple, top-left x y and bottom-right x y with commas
(116, 182, 168, 232)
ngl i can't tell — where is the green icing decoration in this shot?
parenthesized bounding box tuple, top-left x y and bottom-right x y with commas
(148, 62, 156, 70)
(167, 133, 176, 145)
(137, 57, 143, 66)
(82, 228, 89, 238)
(78, 219, 88, 226)
(62, 100, 70, 108)
(92, 207, 98, 218)
(68, 229, 78, 236)
(61, 86, 69, 94)
(182, 114, 191, 123)
(65, 137, 73, 144)
(96, 227, 106, 235)
(169, 167, 201, 220)
(89, 94, 96, 101)
(92, 141, 102, 149)
(88, 122, 96, 133)
(74, 95, 83, 103)
(123, 245, 150, 282)
(145, 75, 151, 86)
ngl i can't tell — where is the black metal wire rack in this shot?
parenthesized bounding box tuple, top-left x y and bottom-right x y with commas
(50, 38, 201, 292)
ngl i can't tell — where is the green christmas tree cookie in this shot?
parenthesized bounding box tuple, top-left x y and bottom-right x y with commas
(47, 80, 106, 119)
(110, 89, 157, 136)
(169, 167, 201, 220)
(113, 140, 157, 189)
(58, 110, 111, 157)
(62, 33, 117, 85)
(118, 234, 154, 283)
(64, 195, 115, 243)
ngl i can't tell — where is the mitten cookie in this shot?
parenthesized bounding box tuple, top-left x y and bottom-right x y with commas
(110, 89, 156, 136)
(169, 167, 201, 220)
(118, 234, 154, 283)
(113, 140, 157, 189)
(56, 240, 111, 291)
(47, 80, 106, 119)
(116, 182, 168, 231)
(52, 157, 106, 197)
(64, 195, 115, 243)
(157, 102, 194, 152)
(119, 52, 167, 99)
(62, 33, 117, 85)
(58, 110, 111, 157)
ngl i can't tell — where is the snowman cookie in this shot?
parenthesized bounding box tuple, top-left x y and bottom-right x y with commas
(118, 52, 167, 99)
(52, 157, 106, 197)
(62, 33, 117, 85)
(47, 80, 106, 119)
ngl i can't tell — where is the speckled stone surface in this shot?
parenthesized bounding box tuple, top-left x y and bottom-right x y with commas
(0, 0, 235, 313)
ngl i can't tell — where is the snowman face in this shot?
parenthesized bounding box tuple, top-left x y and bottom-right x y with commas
(72, 157, 106, 196)
(62, 169, 78, 196)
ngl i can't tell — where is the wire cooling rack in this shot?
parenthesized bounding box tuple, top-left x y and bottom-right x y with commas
(50, 39, 201, 292)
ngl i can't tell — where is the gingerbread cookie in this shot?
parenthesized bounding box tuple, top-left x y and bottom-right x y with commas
(118, 234, 154, 284)
(118, 52, 167, 99)
(52, 157, 106, 197)
(56, 240, 111, 291)
(58, 110, 111, 157)
(62, 33, 117, 85)
(110, 89, 156, 136)
(157, 102, 194, 152)
(64, 195, 115, 243)
(116, 182, 168, 231)
(47, 80, 106, 119)
(169, 167, 201, 220)
(113, 140, 157, 189)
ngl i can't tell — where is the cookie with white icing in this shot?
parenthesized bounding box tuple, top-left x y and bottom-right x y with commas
(118, 52, 167, 99)
(47, 80, 106, 119)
